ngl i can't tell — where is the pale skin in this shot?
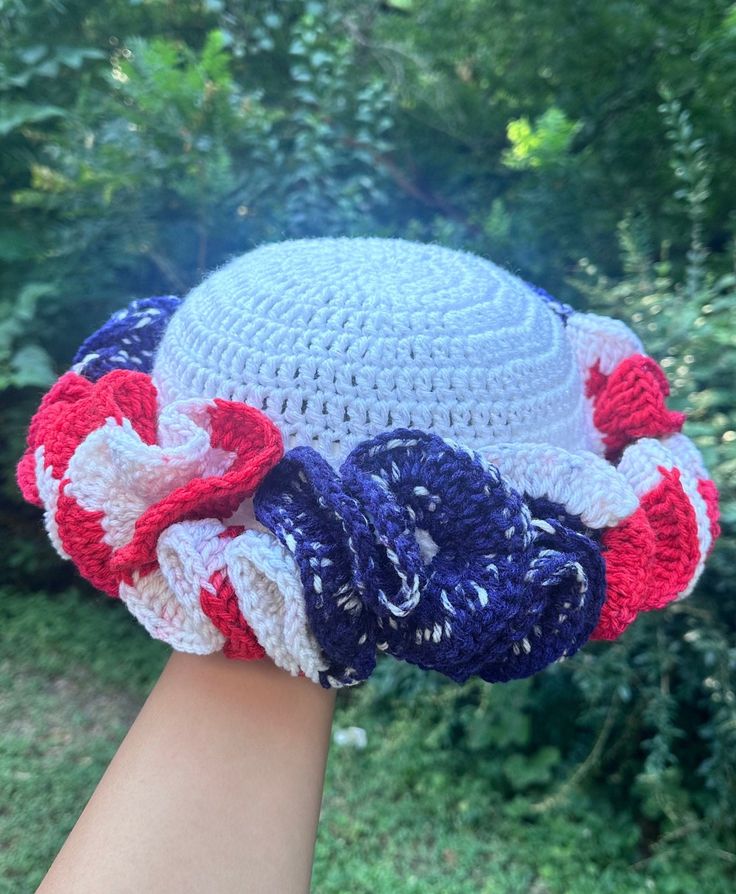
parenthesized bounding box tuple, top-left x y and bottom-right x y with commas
(36, 651, 337, 894)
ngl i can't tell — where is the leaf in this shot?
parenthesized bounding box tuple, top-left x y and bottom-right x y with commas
(9, 344, 56, 389)
(15, 282, 56, 320)
(0, 102, 65, 136)
(0, 283, 56, 355)
(503, 107, 581, 171)
(19, 46, 47, 66)
(54, 47, 106, 70)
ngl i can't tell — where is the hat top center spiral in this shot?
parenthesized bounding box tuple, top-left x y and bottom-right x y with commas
(152, 237, 587, 462)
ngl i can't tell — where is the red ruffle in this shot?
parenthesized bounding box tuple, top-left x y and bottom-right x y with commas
(592, 507, 654, 640)
(111, 398, 283, 581)
(197, 526, 265, 660)
(586, 355, 686, 460)
(592, 465, 700, 640)
(18, 370, 284, 655)
(16, 370, 157, 506)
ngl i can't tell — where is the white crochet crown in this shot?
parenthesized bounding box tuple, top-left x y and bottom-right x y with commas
(152, 237, 596, 463)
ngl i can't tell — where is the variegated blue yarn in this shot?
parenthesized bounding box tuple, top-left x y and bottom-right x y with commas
(526, 495, 598, 537)
(254, 429, 607, 688)
(255, 446, 379, 684)
(72, 295, 181, 381)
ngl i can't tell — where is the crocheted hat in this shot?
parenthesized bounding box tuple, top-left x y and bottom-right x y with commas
(17, 238, 721, 688)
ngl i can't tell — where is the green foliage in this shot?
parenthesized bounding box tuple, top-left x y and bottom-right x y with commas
(369, 0, 736, 283)
(503, 108, 581, 171)
(1, 586, 167, 693)
(1, 0, 735, 886)
(0, 283, 56, 389)
(0, 102, 65, 136)
(0, 587, 165, 890)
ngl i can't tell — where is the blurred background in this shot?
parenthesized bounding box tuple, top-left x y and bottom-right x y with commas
(1, 1, 734, 891)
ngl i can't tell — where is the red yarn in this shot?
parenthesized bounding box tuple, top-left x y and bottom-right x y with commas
(55, 485, 120, 597)
(17, 373, 94, 504)
(16, 370, 160, 595)
(219, 525, 243, 541)
(18, 370, 284, 618)
(696, 478, 721, 557)
(26, 374, 95, 467)
(638, 466, 700, 609)
(586, 355, 686, 459)
(16, 450, 42, 507)
(16, 370, 158, 506)
(584, 362, 609, 400)
(592, 465, 701, 640)
(200, 569, 265, 661)
(591, 507, 654, 640)
(18, 353, 717, 664)
(197, 527, 265, 660)
(112, 399, 284, 579)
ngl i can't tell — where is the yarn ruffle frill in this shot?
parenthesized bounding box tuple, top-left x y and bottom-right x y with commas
(16, 368, 283, 657)
(251, 431, 606, 687)
(16, 286, 722, 688)
(563, 311, 721, 638)
(72, 295, 182, 381)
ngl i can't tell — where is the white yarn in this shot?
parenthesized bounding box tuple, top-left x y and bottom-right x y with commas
(225, 529, 328, 682)
(661, 431, 710, 480)
(152, 238, 590, 465)
(63, 398, 233, 550)
(21, 238, 720, 672)
(33, 446, 70, 561)
(120, 566, 225, 654)
(482, 442, 639, 529)
(564, 311, 643, 376)
(118, 519, 244, 655)
(659, 434, 714, 597)
(145, 238, 714, 657)
(157, 519, 232, 628)
(617, 437, 686, 496)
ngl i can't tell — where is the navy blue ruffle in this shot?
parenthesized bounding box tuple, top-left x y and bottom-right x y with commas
(72, 295, 181, 381)
(254, 429, 606, 688)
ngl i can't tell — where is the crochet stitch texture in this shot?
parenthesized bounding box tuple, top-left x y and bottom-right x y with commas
(152, 238, 592, 461)
(17, 237, 721, 687)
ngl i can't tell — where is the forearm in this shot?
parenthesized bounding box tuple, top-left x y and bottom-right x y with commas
(37, 651, 336, 894)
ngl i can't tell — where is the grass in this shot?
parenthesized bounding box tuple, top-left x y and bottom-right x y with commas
(1, 587, 733, 893)
(0, 587, 167, 892)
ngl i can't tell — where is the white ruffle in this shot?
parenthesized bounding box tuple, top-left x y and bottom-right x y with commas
(565, 311, 643, 376)
(119, 565, 225, 655)
(482, 442, 639, 529)
(63, 399, 234, 549)
(34, 445, 70, 561)
(117, 518, 230, 654)
(225, 530, 329, 683)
